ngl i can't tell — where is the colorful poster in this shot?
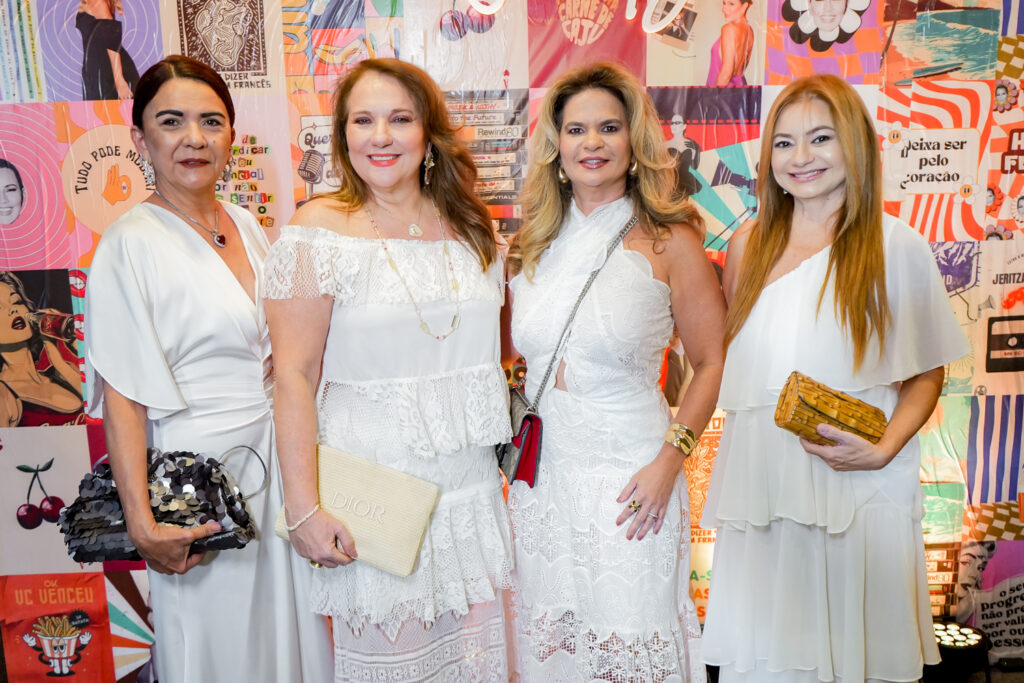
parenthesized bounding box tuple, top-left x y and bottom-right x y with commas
(0, 572, 114, 681)
(966, 394, 1023, 508)
(527, 0, 646, 88)
(36, 0, 162, 102)
(0, 269, 83, 429)
(920, 396, 971, 545)
(685, 409, 724, 624)
(103, 571, 155, 682)
(282, 0, 401, 95)
(446, 88, 528, 233)
(226, 94, 296, 232)
(957, 539, 1024, 661)
(287, 88, 337, 207)
(649, 86, 761, 249)
(765, 0, 884, 84)
(0, 104, 92, 269)
(648, 0, 767, 87)
(0, 0, 45, 101)
(162, 0, 285, 93)
(0, 426, 92, 575)
(407, 0, 528, 91)
(970, 239, 1024, 396)
(930, 241, 978, 394)
(879, 80, 994, 241)
(55, 100, 151, 263)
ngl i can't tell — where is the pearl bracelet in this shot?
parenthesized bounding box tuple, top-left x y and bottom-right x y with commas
(285, 503, 320, 532)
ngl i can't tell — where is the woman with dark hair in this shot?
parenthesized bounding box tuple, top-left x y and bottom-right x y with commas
(0, 159, 25, 226)
(701, 74, 968, 682)
(264, 58, 512, 680)
(0, 271, 82, 427)
(85, 55, 331, 682)
(506, 62, 724, 681)
(76, 0, 139, 99)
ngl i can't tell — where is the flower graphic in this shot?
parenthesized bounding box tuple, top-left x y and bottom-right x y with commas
(993, 78, 1019, 114)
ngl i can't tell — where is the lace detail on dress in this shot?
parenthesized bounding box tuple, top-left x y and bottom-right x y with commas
(334, 598, 508, 682)
(318, 362, 511, 458)
(513, 610, 702, 683)
(264, 225, 502, 306)
(312, 480, 513, 634)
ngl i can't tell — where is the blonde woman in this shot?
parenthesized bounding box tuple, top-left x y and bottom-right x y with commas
(507, 62, 725, 681)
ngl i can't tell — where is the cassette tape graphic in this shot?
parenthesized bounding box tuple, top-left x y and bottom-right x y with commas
(986, 315, 1024, 373)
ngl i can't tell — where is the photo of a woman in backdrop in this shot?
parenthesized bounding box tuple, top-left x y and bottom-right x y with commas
(700, 74, 968, 683)
(507, 62, 725, 681)
(76, 0, 139, 99)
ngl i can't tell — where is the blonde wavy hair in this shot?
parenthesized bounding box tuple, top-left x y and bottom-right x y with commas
(724, 74, 890, 371)
(326, 58, 496, 270)
(508, 62, 703, 279)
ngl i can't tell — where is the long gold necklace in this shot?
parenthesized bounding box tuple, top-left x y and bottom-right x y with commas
(365, 200, 462, 340)
(374, 198, 425, 237)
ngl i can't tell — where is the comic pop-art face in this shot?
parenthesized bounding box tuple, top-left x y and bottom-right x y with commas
(770, 97, 847, 206)
(722, 0, 749, 21)
(0, 166, 24, 226)
(0, 280, 33, 345)
(670, 114, 685, 137)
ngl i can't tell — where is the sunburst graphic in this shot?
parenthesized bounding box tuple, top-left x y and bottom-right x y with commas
(105, 573, 155, 682)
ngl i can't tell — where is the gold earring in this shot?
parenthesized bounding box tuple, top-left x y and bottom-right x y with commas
(423, 142, 435, 186)
(558, 166, 569, 184)
(629, 158, 639, 176)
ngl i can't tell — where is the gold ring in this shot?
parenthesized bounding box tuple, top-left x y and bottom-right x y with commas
(628, 500, 641, 512)
(309, 560, 323, 569)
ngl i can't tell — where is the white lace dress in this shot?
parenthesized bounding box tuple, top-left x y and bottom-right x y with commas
(700, 216, 969, 683)
(263, 226, 514, 682)
(508, 198, 705, 682)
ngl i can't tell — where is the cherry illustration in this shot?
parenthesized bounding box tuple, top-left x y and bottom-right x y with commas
(17, 503, 42, 529)
(16, 459, 63, 528)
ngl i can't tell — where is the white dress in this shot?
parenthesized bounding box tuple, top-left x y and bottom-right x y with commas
(508, 198, 705, 682)
(262, 225, 514, 682)
(84, 203, 333, 683)
(700, 216, 970, 683)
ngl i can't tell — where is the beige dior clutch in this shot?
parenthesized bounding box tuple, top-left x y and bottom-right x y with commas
(274, 443, 441, 577)
(774, 371, 888, 446)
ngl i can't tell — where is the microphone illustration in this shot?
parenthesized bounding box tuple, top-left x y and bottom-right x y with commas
(297, 148, 325, 200)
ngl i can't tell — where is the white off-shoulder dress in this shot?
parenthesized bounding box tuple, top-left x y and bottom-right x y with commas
(701, 215, 970, 683)
(508, 197, 705, 682)
(85, 202, 333, 683)
(263, 226, 513, 682)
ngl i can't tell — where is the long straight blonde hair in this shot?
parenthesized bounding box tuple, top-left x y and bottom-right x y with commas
(724, 74, 890, 371)
(508, 62, 702, 279)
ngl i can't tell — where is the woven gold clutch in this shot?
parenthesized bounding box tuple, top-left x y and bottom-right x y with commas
(774, 371, 888, 446)
(274, 444, 441, 577)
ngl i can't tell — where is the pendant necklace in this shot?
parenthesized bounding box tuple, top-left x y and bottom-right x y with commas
(365, 200, 462, 340)
(374, 198, 425, 237)
(153, 188, 227, 248)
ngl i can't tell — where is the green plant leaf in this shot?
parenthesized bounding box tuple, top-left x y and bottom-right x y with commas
(39, 459, 54, 472)
(16, 465, 36, 473)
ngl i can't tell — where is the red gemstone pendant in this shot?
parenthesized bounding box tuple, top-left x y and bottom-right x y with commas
(213, 233, 227, 248)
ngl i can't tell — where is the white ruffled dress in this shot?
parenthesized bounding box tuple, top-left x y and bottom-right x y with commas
(700, 216, 970, 683)
(263, 226, 513, 682)
(508, 198, 705, 682)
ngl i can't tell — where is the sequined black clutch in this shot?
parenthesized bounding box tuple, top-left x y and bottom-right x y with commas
(59, 448, 265, 563)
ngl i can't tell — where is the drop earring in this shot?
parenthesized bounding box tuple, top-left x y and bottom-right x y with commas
(222, 156, 234, 183)
(142, 158, 155, 186)
(423, 142, 435, 186)
(558, 166, 569, 184)
(629, 158, 639, 176)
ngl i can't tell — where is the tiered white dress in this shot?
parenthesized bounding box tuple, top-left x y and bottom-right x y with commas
(84, 203, 333, 683)
(508, 198, 705, 682)
(701, 216, 970, 683)
(263, 225, 514, 682)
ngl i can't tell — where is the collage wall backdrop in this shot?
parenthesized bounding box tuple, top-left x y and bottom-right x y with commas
(1, 0, 1023, 678)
